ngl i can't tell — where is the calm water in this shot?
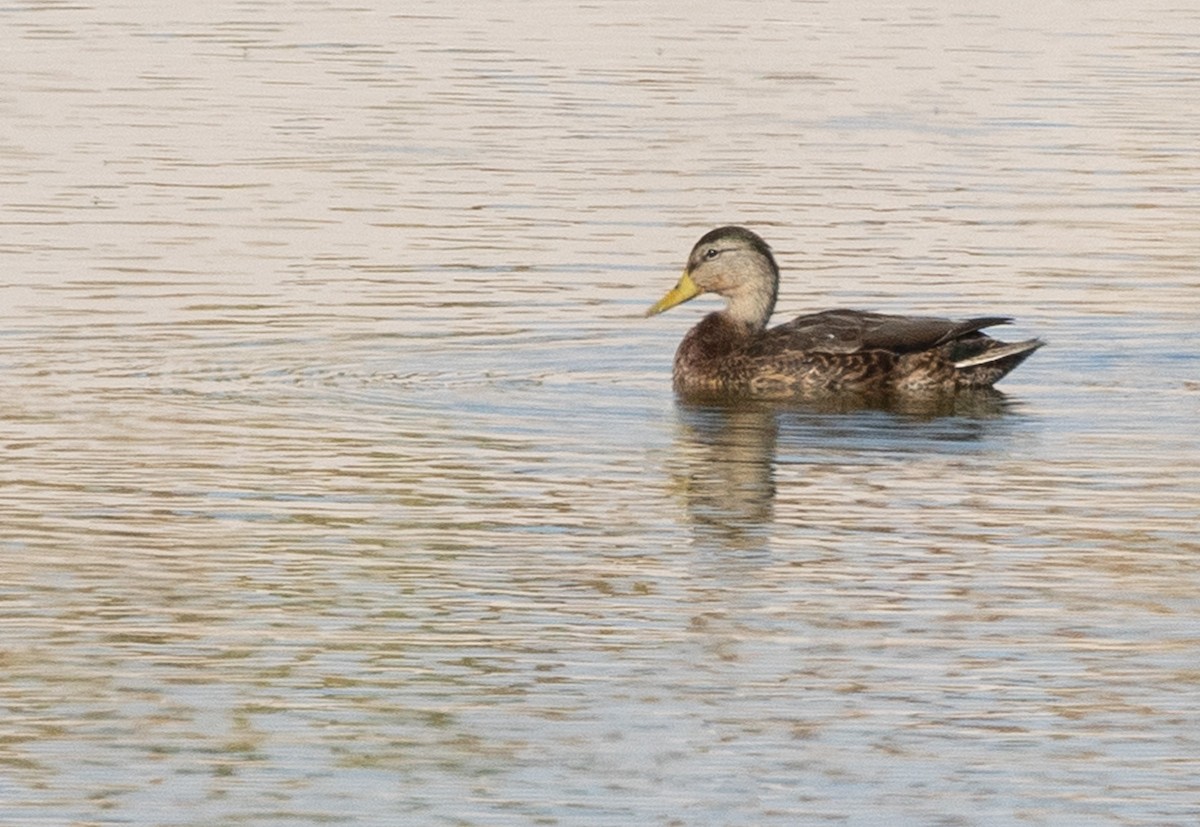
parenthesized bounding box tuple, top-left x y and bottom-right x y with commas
(3, 1, 1199, 824)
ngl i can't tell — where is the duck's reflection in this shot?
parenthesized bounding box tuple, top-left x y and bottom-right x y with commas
(670, 401, 780, 552)
(669, 390, 1018, 552)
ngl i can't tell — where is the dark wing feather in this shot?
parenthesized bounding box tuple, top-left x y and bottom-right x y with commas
(763, 309, 1012, 355)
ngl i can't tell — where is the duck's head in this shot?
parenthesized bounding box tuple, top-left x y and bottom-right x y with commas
(645, 226, 780, 331)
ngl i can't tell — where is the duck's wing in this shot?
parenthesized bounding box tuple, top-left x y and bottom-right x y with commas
(764, 309, 1013, 355)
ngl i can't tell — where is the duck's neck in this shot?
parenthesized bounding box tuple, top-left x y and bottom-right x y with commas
(717, 254, 779, 331)
(722, 281, 776, 331)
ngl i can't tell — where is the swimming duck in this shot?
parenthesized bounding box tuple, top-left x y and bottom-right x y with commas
(646, 226, 1043, 399)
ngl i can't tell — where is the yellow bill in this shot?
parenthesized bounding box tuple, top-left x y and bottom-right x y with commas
(645, 271, 702, 317)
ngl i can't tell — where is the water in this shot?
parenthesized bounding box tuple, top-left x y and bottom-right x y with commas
(2, 1, 1199, 824)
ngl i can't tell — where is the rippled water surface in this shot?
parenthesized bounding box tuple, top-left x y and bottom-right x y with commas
(3, 1, 1199, 824)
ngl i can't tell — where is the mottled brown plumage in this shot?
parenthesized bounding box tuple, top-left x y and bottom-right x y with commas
(646, 226, 1044, 401)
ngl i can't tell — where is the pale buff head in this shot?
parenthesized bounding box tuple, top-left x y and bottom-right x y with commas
(646, 226, 780, 331)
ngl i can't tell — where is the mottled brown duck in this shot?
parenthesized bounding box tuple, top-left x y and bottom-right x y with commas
(646, 226, 1044, 400)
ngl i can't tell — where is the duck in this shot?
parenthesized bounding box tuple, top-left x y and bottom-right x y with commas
(646, 226, 1044, 400)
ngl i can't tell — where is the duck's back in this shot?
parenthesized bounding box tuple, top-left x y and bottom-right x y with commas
(765, 308, 1012, 354)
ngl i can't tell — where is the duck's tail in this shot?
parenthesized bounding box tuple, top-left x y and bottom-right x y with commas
(953, 337, 1045, 388)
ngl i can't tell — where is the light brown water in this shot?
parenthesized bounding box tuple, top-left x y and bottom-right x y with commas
(3, 1, 1199, 825)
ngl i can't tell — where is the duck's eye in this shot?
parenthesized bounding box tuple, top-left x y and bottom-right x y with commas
(703, 248, 720, 261)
